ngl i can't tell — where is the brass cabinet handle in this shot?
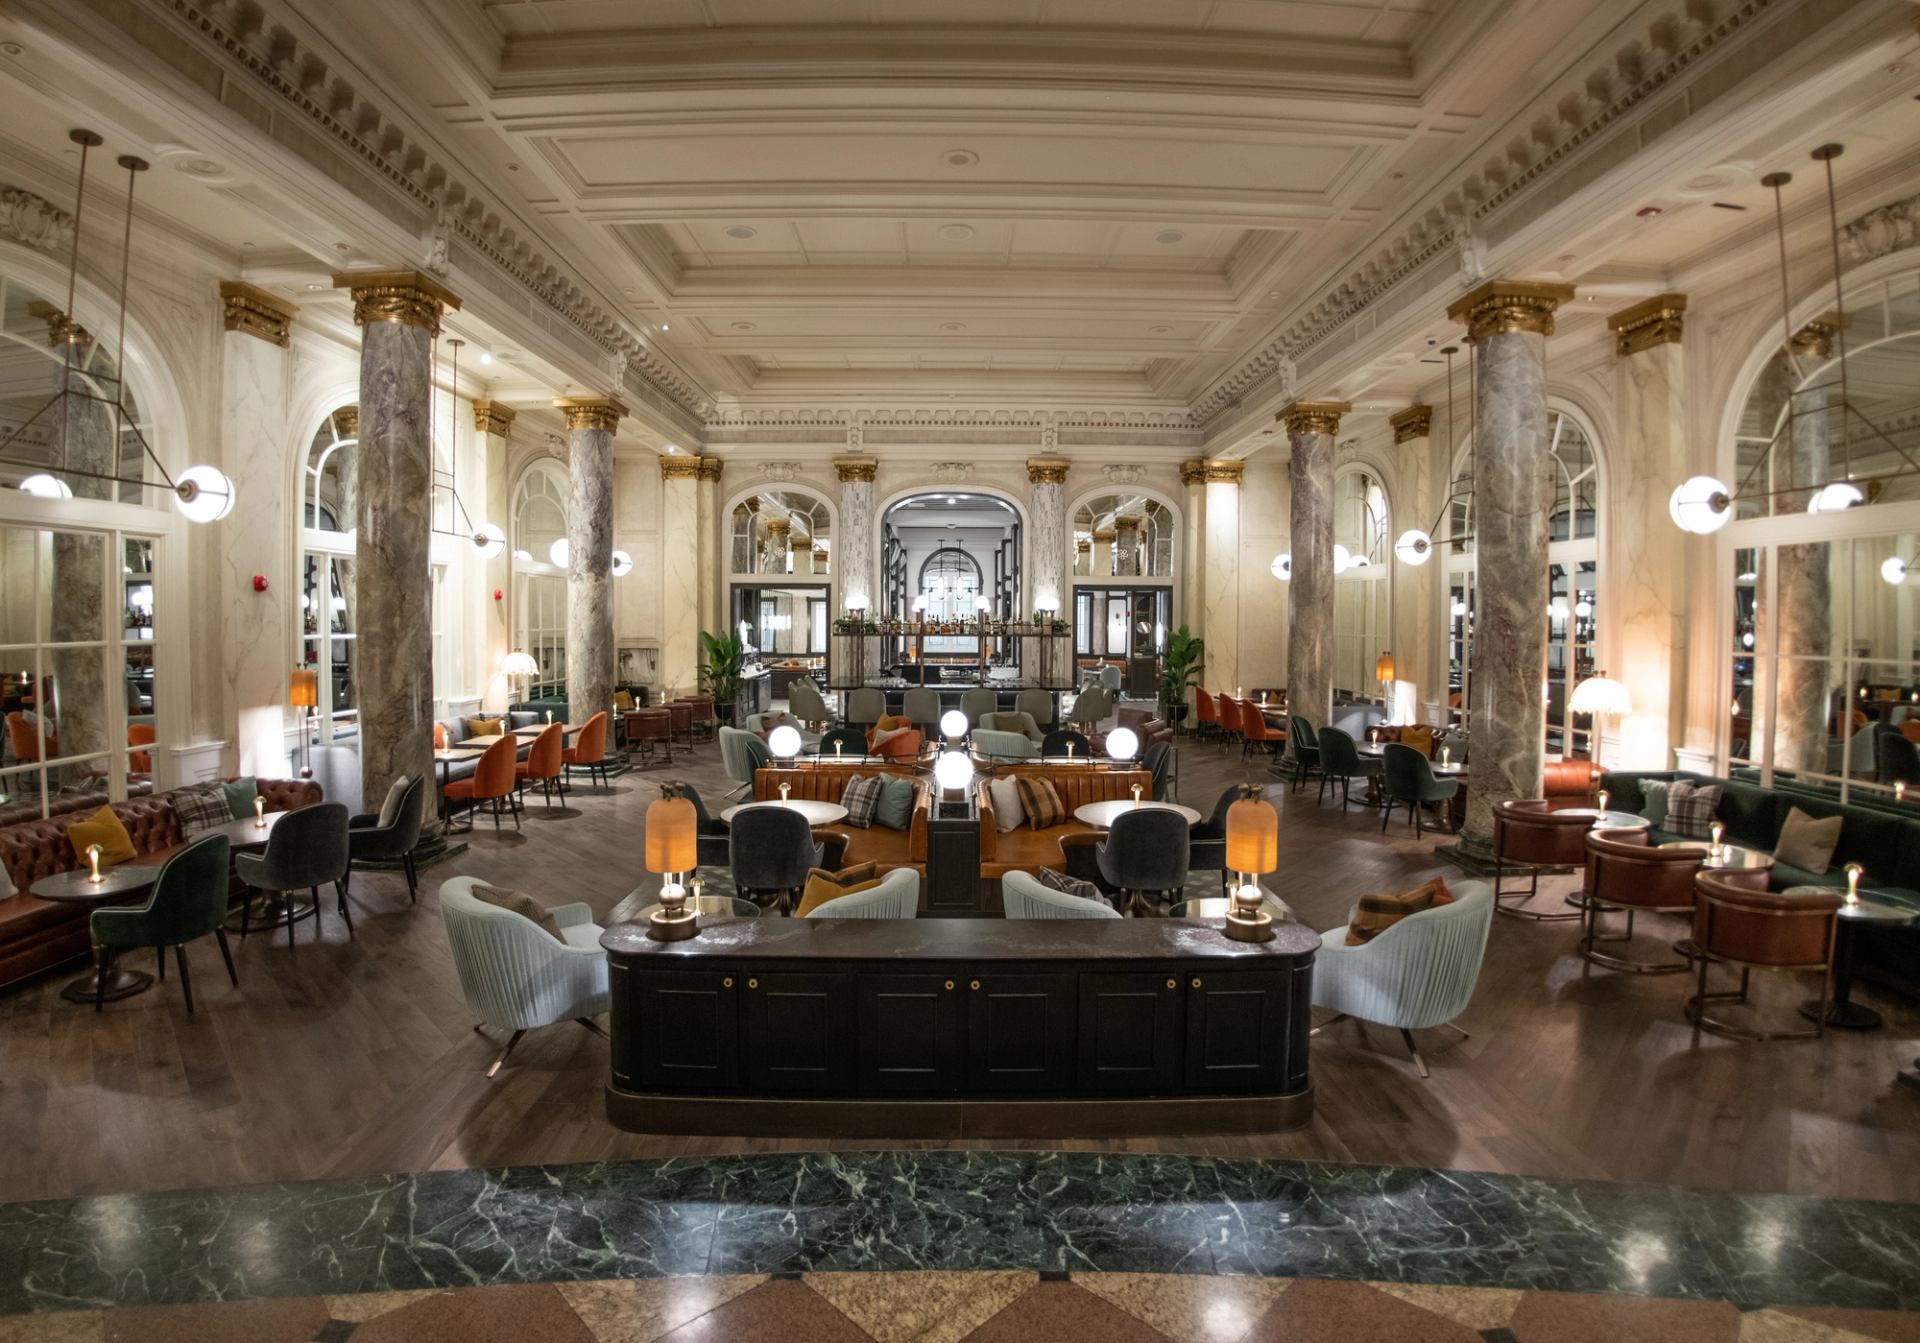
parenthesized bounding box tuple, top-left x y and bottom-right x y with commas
(748, 977, 758, 989)
(1191, 977, 1202, 988)
(722, 976, 733, 988)
(1166, 978, 1176, 989)
(970, 979, 981, 990)
(944, 979, 955, 990)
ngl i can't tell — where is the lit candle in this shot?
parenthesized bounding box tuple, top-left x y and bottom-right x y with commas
(1131, 783, 1142, 804)
(1899, 781, 1909, 803)
(834, 740, 843, 758)
(779, 782, 790, 802)
(1846, 862, 1863, 906)
(545, 709, 552, 724)
(1596, 789, 1610, 814)
(86, 843, 102, 884)
(1065, 741, 1075, 758)
(1440, 746, 1450, 768)
(1709, 821, 1724, 855)
(253, 795, 266, 828)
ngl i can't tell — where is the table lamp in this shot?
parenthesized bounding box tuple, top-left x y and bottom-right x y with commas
(1374, 651, 1395, 691)
(288, 667, 319, 779)
(253, 794, 266, 828)
(86, 843, 103, 884)
(1106, 726, 1138, 773)
(768, 724, 802, 761)
(940, 710, 968, 745)
(645, 783, 700, 941)
(1224, 784, 1279, 943)
(934, 749, 974, 799)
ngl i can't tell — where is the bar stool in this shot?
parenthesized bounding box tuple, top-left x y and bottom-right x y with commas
(626, 708, 672, 767)
(1686, 871, 1841, 1041)
(666, 699, 695, 750)
(1490, 798, 1589, 921)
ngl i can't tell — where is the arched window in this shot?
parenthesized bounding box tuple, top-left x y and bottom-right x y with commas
(1333, 468, 1390, 695)
(512, 462, 569, 693)
(918, 546, 982, 623)
(1072, 495, 1174, 578)
(297, 407, 359, 739)
(729, 490, 831, 576)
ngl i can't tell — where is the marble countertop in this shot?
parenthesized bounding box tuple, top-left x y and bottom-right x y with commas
(603, 915, 1321, 962)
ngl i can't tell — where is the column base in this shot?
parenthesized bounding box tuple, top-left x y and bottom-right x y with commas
(1434, 831, 1501, 875)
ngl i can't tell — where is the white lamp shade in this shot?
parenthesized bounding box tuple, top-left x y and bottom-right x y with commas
(1106, 726, 1139, 761)
(974, 596, 990, 612)
(173, 465, 235, 522)
(471, 522, 506, 557)
(501, 650, 538, 676)
(933, 750, 974, 792)
(512, 548, 532, 562)
(611, 548, 634, 577)
(18, 473, 71, 499)
(939, 709, 968, 739)
(1569, 675, 1633, 717)
(1394, 529, 1432, 565)
(549, 537, 571, 567)
(1270, 553, 1291, 581)
(767, 724, 802, 758)
(912, 594, 929, 611)
(1668, 475, 1732, 534)
(1884, 556, 1910, 587)
(1808, 481, 1864, 515)
(1332, 543, 1351, 575)
(1549, 597, 1569, 620)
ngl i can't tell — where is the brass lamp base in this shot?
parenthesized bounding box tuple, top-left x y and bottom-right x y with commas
(1223, 910, 1275, 943)
(646, 910, 700, 941)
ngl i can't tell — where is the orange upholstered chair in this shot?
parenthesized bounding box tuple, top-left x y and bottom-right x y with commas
(6, 711, 50, 762)
(1194, 688, 1219, 742)
(1216, 695, 1241, 750)
(444, 735, 518, 832)
(1901, 719, 1920, 744)
(127, 723, 155, 774)
(562, 710, 611, 793)
(873, 728, 923, 760)
(1239, 700, 1281, 759)
(433, 722, 448, 750)
(515, 722, 564, 811)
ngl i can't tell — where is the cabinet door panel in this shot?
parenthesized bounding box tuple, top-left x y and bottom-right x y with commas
(858, 974, 963, 1095)
(966, 974, 1074, 1093)
(1183, 970, 1299, 1092)
(1077, 972, 1184, 1092)
(633, 969, 740, 1092)
(744, 971, 856, 1093)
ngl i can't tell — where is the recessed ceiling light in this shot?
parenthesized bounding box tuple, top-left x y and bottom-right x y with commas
(659, 323, 670, 331)
(938, 223, 975, 242)
(725, 225, 756, 239)
(943, 149, 979, 167)
(506, 163, 519, 172)
(940, 321, 966, 332)
(305, 283, 324, 291)
(1155, 229, 1185, 244)
(664, 445, 678, 454)
(731, 321, 757, 331)
(479, 351, 493, 365)
(1149, 324, 1173, 334)
(947, 496, 957, 504)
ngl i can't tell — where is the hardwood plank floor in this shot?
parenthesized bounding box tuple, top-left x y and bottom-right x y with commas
(3, 732, 1917, 1205)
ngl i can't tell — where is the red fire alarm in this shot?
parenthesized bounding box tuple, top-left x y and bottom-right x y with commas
(493, 587, 504, 601)
(252, 574, 269, 592)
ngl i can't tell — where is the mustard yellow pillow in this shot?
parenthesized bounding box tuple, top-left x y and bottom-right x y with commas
(613, 690, 634, 711)
(1402, 725, 1435, 758)
(795, 870, 883, 918)
(464, 717, 504, 740)
(68, 805, 137, 867)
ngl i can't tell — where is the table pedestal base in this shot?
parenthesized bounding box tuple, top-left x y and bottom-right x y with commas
(225, 893, 316, 933)
(1799, 998, 1883, 1030)
(60, 963, 154, 1004)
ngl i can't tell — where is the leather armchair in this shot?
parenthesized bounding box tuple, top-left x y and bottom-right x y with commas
(1543, 759, 1602, 810)
(1580, 826, 1698, 973)
(1491, 799, 1592, 921)
(1687, 871, 1840, 1041)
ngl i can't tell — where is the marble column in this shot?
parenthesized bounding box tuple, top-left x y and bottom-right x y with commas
(1774, 316, 1846, 772)
(660, 455, 702, 695)
(472, 400, 515, 710)
(1180, 461, 1207, 648)
(217, 282, 296, 776)
(1388, 404, 1436, 724)
(335, 268, 460, 820)
(1113, 514, 1142, 577)
(1606, 295, 1689, 768)
(1282, 401, 1347, 733)
(1446, 280, 1573, 846)
(555, 396, 623, 738)
(834, 457, 877, 612)
(762, 516, 791, 574)
(1199, 459, 1243, 695)
(45, 324, 112, 786)
(1026, 456, 1069, 613)
(696, 456, 724, 637)
(1091, 527, 1115, 579)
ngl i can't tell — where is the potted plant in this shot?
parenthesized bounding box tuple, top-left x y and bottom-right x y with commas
(1160, 624, 1204, 728)
(699, 630, 745, 727)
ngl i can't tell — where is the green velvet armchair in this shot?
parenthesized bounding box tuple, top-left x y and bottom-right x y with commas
(89, 833, 236, 1014)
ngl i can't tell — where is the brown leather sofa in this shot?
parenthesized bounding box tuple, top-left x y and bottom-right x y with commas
(1543, 759, 1603, 810)
(0, 778, 322, 992)
(1114, 707, 1174, 746)
(753, 764, 929, 874)
(974, 763, 1153, 878)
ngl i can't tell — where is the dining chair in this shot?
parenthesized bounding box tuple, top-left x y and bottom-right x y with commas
(729, 805, 826, 915)
(347, 772, 425, 902)
(1285, 715, 1322, 792)
(1186, 784, 1240, 894)
(446, 735, 520, 832)
(561, 711, 611, 793)
(718, 725, 770, 797)
(515, 722, 565, 811)
(903, 686, 941, 733)
(1240, 701, 1282, 760)
(90, 833, 235, 1013)
(846, 687, 886, 726)
(1379, 742, 1456, 836)
(1217, 695, 1242, 751)
(1016, 686, 1056, 729)
(1314, 726, 1379, 810)
(960, 687, 997, 727)
(1041, 728, 1092, 758)
(235, 802, 352, 949)
(1096, 807, 1191, 916)
(1193, 688, 1219, 743)
(676, 782, 734, 871)
(818, 726, 870, 758)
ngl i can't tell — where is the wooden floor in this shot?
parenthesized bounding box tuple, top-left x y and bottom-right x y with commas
(3, 731, 1918, 1206)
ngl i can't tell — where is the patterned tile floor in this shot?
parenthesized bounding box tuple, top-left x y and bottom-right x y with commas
(4, 1271, 1917, 1342)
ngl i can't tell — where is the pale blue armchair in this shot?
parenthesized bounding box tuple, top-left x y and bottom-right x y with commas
(1003, 870, 1122, 919)
(805, 868, 921, 918)
(440, 876, 610, 1077)
(971, 729, 1038, 763)
(1310, 880, 1492, 1078)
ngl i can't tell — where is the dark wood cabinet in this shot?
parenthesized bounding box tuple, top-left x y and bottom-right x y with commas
(966, 973, 1075, 1093)
(628, 968, 740, 1093)
(857, 974, 964, 1095)
(1183, 968, 1307, 1093)
(743, 970, 856, 1093)
(1077, 972, 1185, 1093)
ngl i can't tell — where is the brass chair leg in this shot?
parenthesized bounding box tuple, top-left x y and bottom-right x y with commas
(483, 1026, 527, 1078)
(1399, 1027, 1430, 1079)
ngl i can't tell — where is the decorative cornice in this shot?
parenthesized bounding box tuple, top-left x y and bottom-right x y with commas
(333, 269, 460, 335)
(660, 454, 702, 481)
(218, 281, 295, 347)
(1280, 400, 1351, 439)
(1446, 280, 1575, 340)
(931, 462, 974, 483)
(1607, 293, 1687, 357)
(833, 456, 878, 483)
(1179, 459, 1207, 488)
(332, 407, 359, 439)
(472, 399, 516, 437)
(1189, 458, 1244, 485)
(553, 396, 627, 433)
(696, 456, 725, 482)
(1389, 405, 1432, 444)
(0, 184, 73, 255)
(1026, 457, 1070, 486)
(1790, 312, 1850, 359)
(1841, 190, 1920, 265)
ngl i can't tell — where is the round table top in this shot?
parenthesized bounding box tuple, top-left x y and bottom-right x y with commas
(1074, 799, 1204, 829)
(720, 799, 850, 826)
(1657, 839, 1774, 870)
(632, 894, 761, 921)
(31, 863, 161, 903)
(201, 808, 289, 850)
(1783, 888, 1920, 923)
(1561, 809, 1652, 829)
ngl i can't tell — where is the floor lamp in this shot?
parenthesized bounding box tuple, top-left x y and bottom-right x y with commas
(289, 667, 319, 779)
(1568, 673, 1632, 770)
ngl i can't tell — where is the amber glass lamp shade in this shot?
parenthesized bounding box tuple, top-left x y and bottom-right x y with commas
(1225, 790, 1278, 875)
(1374, 651, 1395, 683)
(645, 792, 697, 874)
(288, 667, 319, 709)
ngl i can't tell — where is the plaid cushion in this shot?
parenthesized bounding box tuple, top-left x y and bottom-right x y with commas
(170, 783, 232, 837)
(1345, 876, 1452, 946)
(1015, 776, 1066, 829)
(1039, 866, 1104, 902)
(1666, 781, 1722, 840)
(840, 773, 884, 828)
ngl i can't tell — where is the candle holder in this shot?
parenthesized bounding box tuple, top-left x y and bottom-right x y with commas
(1130, 783, 1142, 804)
(1846, 862, 1863, 906)
(86, 843, 103, 884)
(1709, 821, 1725, 858)
(1898, 781, 1908, 803)
(1596, 789, 1610, 814)
(253, 795, 267, 828)
(1224, 877, 1275, 943)
(779, 782, 791, 802)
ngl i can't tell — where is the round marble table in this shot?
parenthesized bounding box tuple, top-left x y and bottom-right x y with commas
(1073, 799, 1203, 829)
(1656, 839, 1774, 873)
(1559, 809, 1652, 830)
(1792, 889, 1920, 1030)
(31, 864, 162, 1003)
(720, 799, 850, 827)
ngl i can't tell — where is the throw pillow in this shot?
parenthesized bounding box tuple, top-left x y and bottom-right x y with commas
(465, 716, 504, 740)
(377, 775, 412, 828)
(1038, 867, 1104, 902)
(169, 783, 232, 838)
(871, 713, 912, 736)
(874, 775, 917, 831)
(1775, 806, 1843, 875)
(221, 776, 259, 821)
(795, 870, 885, 918)
(471, 883, 563, 941)
(1402, 725, 1435, 758)
(1345, 876, 1454, 946)
(1666, 780, 1723, 840)
(841, 773, 884, 828)
(67, 805, 137, 867)
(613, 690, 634, 712)
(987, 776, 1024, 832)
(870, 725, 911, 751)
(1014, 776, 1067, 830)
(1639, 779, 1671, 827)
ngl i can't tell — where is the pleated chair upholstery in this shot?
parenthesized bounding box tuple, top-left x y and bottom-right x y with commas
(1003, 870, 1123, 919)
(439, 876, 610, 1032)
(1311, 882, 1493, 1031)
(805, 868, 921, 918)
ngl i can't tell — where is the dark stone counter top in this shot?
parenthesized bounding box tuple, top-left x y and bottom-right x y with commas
(602, 916, 1321, 962)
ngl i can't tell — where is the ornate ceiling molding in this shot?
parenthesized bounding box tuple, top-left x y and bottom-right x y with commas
(1607, 292, 1687, 356)
(0, 184, 74, 255)
(1389, 405, 1432, 444)
(930, 462, 975, 483)
(1841, 190, 1920, 265)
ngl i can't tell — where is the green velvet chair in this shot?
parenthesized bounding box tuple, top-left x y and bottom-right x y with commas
(1381, 742, 1458, 836)
(89, 833, 236, 1014)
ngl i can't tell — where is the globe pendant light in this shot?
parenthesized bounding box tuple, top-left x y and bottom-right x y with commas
(1270, 553, 1291, 581)
(1396, 346, 1472, 564)
(1668, 474, 1732, 534)
(611, 549, 634, 577)
(1394, 529, 1432, 565)
(549, 537, 570, 567)
(472, 522, 506, 558)
(18, 473, 72, 500)
(173, 464, 236, 522)
(1883, 556, 1910, 587)
(1807, 481, 1863, 515)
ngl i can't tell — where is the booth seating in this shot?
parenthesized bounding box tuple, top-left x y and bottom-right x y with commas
(0, 778, 322, 991)
(973, 764, 1154, 879)
(752, 765, 930, 874)
(433, 710, 546, 784)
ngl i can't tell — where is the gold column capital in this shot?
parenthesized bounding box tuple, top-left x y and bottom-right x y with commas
(1445, 279, 1576, 340)
(1389, 405, 1432, 444)
(332, 268, 461, 335)
(1608, 292, 1687, 356)
(660, 453, 702, 481)
(332, 406, 359, 439)
(833, 455, 878, 483)
(1026, 456, 1071, 485)
(1198, 458, 1244, 485)
(1091, 526, 1117, 543)
(472, 399, 516, 438)
(696, 455, 725, 482)
(1279, 400, 1352, 439)
(1075, 537, 1092, 551)
(1178, 459, 1207, 488)
(763, 516, 792, 538)
(218, 280, 295, 347)
(553, 396, 627, 433)
(1790, 311, 1852, 359)
(1114, 513, 1144, 532)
